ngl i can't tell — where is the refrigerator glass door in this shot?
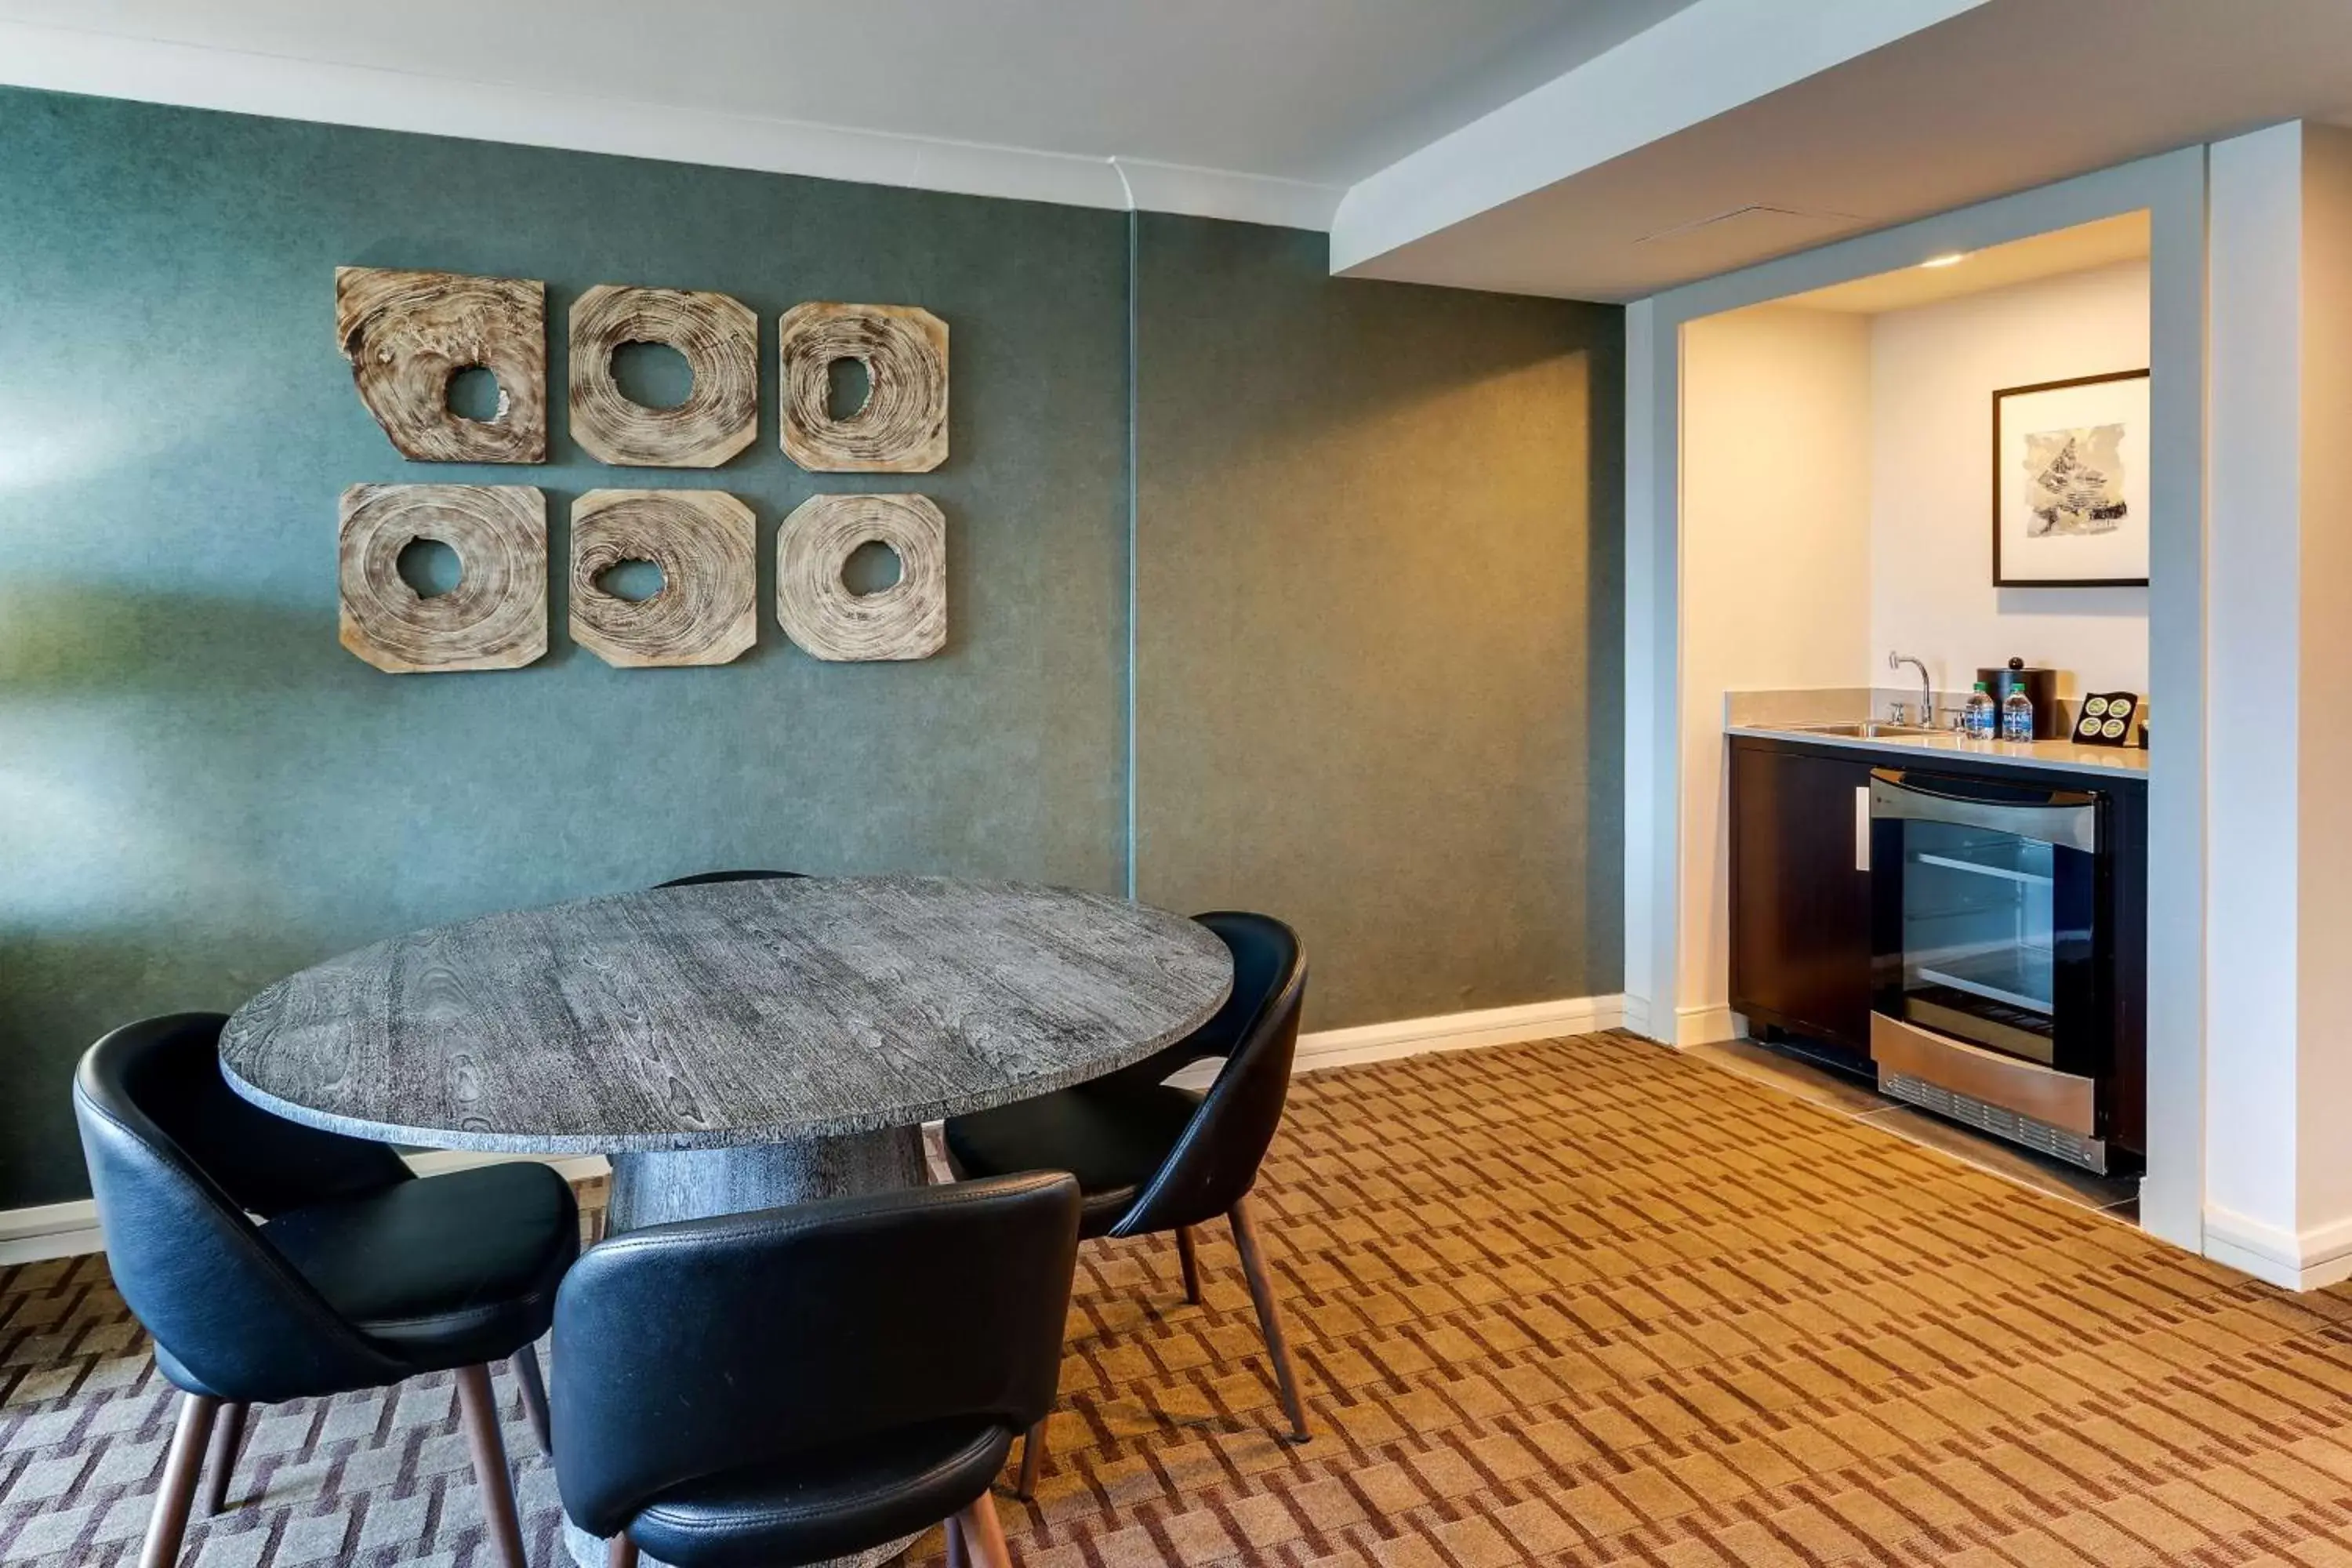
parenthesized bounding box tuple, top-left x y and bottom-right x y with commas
(1871, 772, 2101, 1071)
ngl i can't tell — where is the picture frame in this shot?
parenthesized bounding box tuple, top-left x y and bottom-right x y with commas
(1991, 368, 2151, 587)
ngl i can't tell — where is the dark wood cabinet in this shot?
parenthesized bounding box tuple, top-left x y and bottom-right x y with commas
(1728, 738, 1875, 1057)
(1728, 734, 2148, 1160)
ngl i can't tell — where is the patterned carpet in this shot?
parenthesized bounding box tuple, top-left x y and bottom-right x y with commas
(5, 1031, 2352, 1567)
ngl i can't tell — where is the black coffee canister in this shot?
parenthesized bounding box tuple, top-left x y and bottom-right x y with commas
(1978, 658, 2060, 739)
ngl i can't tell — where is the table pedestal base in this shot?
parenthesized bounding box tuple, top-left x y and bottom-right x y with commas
(564, 1126, 933, 1568)
(605, 1128, 931, 1229)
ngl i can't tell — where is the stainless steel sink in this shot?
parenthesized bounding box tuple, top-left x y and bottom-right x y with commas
(1786, 720, 1947, 739)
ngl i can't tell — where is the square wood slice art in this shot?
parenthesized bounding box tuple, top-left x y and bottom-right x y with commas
(336, 267, 547, 463)
(776, 493, 946, 661)
(572, 490, 757, 667)
(569, 285, 759, 467)
(778, 303, 948, 473)
(339, 485, 547, 673)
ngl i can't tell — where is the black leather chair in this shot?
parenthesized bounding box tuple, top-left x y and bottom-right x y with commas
(73, 1013, 579, 1568)
(553, 1172, 1081, 1568)
(657, 869, 808, 887)
(944, 911, 1309, 1488)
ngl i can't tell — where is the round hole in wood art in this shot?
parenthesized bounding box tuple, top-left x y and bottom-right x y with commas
(571, 490, 757, 667)
(568, 285, 758, 468)
(612, 342, 693, 411)
(841, 539, 902, 596)
(395, 535, 464, 599)
(778, 303, 948, 473)
(776, 493, 946, 662)
(339, 485, 547, 673)
(444, 365, 505, 423)
(593, 557, 667, 603)
(828, 358, 872, 420)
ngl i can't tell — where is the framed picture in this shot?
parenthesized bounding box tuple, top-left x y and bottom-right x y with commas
(1991, 368, 2151, 587)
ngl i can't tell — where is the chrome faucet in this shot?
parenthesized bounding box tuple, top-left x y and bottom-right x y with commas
(1889, 651, 1933, 728)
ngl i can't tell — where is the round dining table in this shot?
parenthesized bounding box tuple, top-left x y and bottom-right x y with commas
(219, 873, 1234, 1568)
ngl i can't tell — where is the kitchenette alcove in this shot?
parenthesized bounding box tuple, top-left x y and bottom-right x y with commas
(1623, 150, 2212, 1257)
(1693, 216, 2154, 1195)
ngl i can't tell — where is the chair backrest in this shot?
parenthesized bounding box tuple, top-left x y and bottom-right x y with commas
(655, 869, 808, 887)
(552, 1172, 1080, 1541)
(1112, 912, 1306, 1236)
(71, 1014, 412, 1401)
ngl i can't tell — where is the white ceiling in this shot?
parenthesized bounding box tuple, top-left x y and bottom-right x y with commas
(1335, 0, 2352, 299)
(0, 0, 1700, 223)
(1779, 212, 2150, 316)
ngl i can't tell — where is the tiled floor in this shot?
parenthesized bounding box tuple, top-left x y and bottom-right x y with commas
(5, 1031, 2350, 1567)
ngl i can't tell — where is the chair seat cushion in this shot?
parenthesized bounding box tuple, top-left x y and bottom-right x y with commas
(625, 1417, 1014, 1568)
(262, 1162, 577, 1371)
(944, 1083, 1200, 1239)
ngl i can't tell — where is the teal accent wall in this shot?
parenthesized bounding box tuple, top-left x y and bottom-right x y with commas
(1134, 217, 1623, 1029)
(0, 86, 1620, 1207)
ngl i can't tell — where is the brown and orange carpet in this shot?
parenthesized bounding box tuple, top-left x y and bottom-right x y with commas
(4, 1031, 2351, 1567)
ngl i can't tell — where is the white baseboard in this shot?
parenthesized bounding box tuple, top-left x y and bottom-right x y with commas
(1165, 993, 1625, 1090)
(2202, 1203, 2352, 1292)
(0, 1200, 107, 1268)
(5, 996, 1627, 1265)
(1293, 993, 1626, 1072)
(0, 1150, 612, 1268)
(1671, 1004, 1745, 1048)
(1619, 993, 1657, 1039)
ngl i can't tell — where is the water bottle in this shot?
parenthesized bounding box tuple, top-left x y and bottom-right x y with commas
(1964, 681, 1996, 739)
(2000, 685, 2034, 742)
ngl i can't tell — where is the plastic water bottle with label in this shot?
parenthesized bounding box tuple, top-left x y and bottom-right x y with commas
(1963, 681, 1996, 740)
(1999, 685, 2034, 742)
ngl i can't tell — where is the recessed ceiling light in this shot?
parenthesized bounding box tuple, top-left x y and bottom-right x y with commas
(1920, 252, 1969, 269)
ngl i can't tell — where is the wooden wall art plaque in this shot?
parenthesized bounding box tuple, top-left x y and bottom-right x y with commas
(339, 485, 547, 673)
(568, 285, 759, 468)
(777, 303, 949, 473)
(775, 493, 946, 661)
(336, 267, 547, 463)
(571, 490, 757, 667)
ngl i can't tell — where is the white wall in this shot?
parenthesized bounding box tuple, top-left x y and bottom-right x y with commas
(1677, 305, 1872, 1041)
(1868, 261, 2151, 700)
(2203, 120, 2352, 1290)
(2204, 123, 2305, 1269)
(2297, 124, 2352, 1253)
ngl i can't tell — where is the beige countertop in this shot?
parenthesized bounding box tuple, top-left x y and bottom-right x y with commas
(1726, 723, 2151, 777)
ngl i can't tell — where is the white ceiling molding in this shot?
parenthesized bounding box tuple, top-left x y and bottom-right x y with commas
(0, 18, 1343, 228)
(1329, 0, 1989, 276)
(1112, 158, 1345, 232)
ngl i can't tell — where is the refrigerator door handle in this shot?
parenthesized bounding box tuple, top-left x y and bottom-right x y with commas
(1868, 771, 2098, 852)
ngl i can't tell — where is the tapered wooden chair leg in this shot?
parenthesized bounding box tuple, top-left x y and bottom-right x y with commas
(200, 1400, 248, 1515)
(139, 1391, 220, 1568)
(946, 1512, 971, 1568)
(1174, 1225, 1201, 1304)
(1015, 1418, 1046, 1499)
(607, 1534, 640, 1567)
(1228, 1197, 1309, 1443)
(512, 1342, 554, 1456)
(455, 1363, 530, 1568)
(957, 1490, 1015, 1568)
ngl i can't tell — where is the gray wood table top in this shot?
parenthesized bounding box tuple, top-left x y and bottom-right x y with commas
(219, 875, 1234, 1154)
